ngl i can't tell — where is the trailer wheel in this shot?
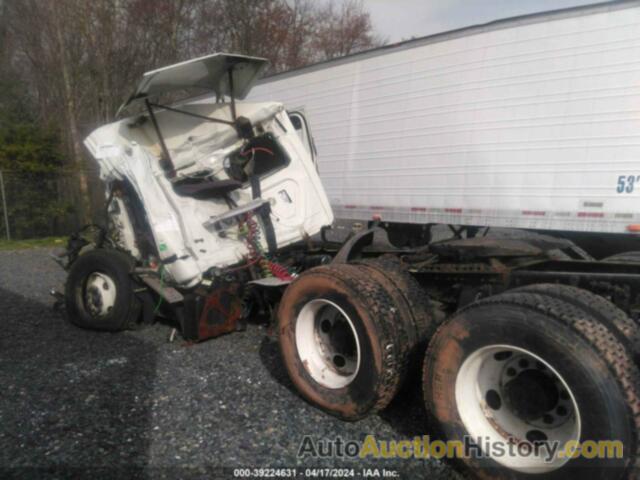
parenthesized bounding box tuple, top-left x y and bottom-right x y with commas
(423, 291, 640, 478)
(602, 251, 640, 263)
(278, 264, 406, 420)
(65, 249, 141, 331)
(513, 284, 640, 364)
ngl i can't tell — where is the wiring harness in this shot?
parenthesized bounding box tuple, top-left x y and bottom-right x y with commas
(240, 213, 293, 281)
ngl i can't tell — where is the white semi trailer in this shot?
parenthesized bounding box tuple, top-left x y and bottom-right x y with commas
(251, 0, 640, 253)
(58, 3, 640, 478)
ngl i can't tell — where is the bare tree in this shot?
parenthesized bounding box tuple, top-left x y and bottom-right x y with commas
(2, 0, 384, 226)
(4, 1, 91, 221)
(190, 0, 381, 73)
(313, 0, 385, 60)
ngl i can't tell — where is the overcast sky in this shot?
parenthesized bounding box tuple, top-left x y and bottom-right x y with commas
(362, 0, 612, 43)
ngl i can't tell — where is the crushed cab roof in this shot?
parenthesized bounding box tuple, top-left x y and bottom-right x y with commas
(118, 53, 268, 116)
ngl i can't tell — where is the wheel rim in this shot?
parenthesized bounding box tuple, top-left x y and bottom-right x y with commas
(455, 344, 581, 473)
(295, 299, 361, 389)
(83, 272, 117, 318)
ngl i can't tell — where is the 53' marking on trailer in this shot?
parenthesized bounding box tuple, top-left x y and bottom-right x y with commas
(616, 175, 640, 194)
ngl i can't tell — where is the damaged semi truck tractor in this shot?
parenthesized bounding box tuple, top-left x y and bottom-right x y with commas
(59, 11, 640, 477)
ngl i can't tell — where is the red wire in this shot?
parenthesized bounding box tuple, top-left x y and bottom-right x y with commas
(235, 212, 292, 280)
(224, 256, 261, 273)
(240, 147, 274, 157)
(269, 261, 293, 281)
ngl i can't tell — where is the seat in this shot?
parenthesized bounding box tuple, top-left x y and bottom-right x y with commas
(173, 178, 242, 199)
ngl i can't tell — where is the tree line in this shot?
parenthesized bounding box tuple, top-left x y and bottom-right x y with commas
(0, 0, 382, 237)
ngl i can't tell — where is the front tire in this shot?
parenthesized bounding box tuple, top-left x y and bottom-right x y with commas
(65, 249, 141, 331)
(423, 291, 640, 478)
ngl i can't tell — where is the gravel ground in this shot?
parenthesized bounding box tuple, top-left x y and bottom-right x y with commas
(0, 248, 461, 480)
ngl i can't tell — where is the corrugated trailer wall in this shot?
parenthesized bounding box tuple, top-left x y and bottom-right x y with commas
(250, 1, 640, 234)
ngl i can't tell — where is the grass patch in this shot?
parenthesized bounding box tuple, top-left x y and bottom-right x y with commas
(0, 236, 67, 251)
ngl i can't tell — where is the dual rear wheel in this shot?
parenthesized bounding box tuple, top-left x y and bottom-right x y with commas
(278, 261, 439, 420)
(424, 286, 640, 478)
(278, 264, 640, 478)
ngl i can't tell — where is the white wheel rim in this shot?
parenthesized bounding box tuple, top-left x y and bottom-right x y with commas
(84, 272, 117, 317)
(295, 299, 361, 389)
(455, 344, 581, 473)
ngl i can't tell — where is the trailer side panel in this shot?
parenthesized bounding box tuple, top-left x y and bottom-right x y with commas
(251, 2, 640, 234)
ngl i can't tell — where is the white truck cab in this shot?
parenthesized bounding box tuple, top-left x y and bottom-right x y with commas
(83, 53, 333, 288)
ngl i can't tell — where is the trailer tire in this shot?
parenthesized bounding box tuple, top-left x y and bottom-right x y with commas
(602, 251, 640, 263)
(65, 249, 141, 332)
(278, 264, 406, 420)
(512, 283, 640, 364)
(423, 291, 640, 479)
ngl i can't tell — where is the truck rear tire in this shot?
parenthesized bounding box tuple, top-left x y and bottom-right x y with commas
(359, 255, 443, 340)
(513, 283, 640, 364)
(355, 255, 443, 379)
(65, 249, 141, 332)
(352, 264, 418, 359)
(423, 291, 640, 479)
(602, 251, 640, 263)
(278, 264, 406, 420)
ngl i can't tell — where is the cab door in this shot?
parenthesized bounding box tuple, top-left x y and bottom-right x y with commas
(253, 110, 332, 249)
(288, 111, 318, 167)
